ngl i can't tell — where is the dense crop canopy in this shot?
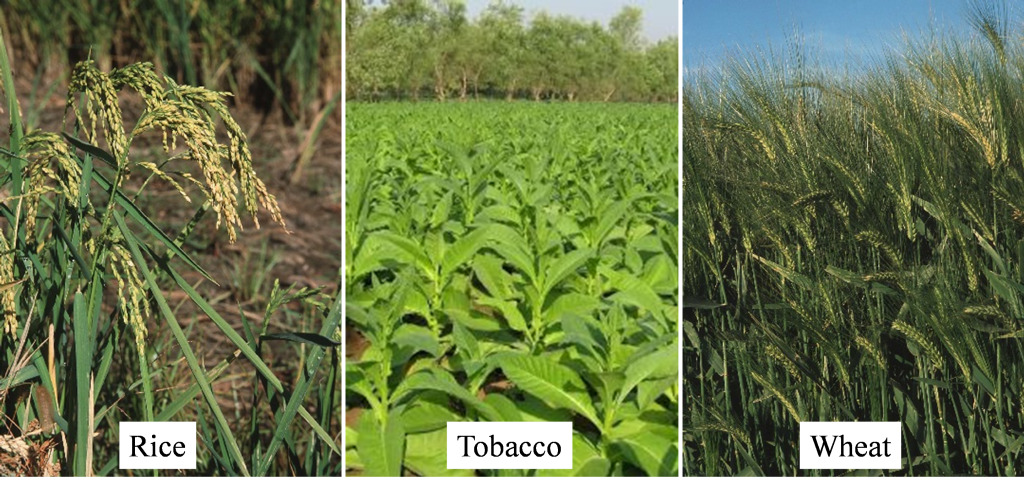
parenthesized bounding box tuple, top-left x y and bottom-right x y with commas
(345, 102, 679, 476)
(685, 8, 1024, 476)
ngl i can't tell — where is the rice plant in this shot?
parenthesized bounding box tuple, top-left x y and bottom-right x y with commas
(0, 0, 341, 129)
(0, 27, 341, 476)
(684, 4, 1024, 476)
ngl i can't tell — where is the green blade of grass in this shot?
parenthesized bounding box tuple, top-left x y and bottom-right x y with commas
(72, 291, 93, 476)
(51, 221, 91, 279)
(132, 233, 337, 445)
(0, 26, 23, 195)
(113, 210, 250, 476)
(255, 294, 341, 475)
(154, 349, 239, 422)
(261, 332, 341, 347)
(62, 133, 118, 170)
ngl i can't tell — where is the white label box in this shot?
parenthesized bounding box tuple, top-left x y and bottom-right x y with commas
(800, 421, 901, 469)
(447, 421, 573, 470)
(119, 421, 196, 470)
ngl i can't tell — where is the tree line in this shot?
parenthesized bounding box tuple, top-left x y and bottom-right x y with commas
(345, 0, 678, 102)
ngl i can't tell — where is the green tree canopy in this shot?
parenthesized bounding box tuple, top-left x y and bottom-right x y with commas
(346, 0, 678, 102)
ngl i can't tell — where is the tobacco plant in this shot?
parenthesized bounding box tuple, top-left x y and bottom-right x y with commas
(345, 102, 679, 476)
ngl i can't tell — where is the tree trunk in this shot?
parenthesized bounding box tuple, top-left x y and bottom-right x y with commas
(434, 65, 446, 101)
(531, 85, 542, 101)
(603, 87, 616, 102)
(460, 72, 468, 100)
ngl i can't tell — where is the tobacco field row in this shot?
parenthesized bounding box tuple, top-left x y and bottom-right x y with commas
(345, 102, 679, 476)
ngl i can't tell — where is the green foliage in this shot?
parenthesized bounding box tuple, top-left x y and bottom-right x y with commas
(0, 34, 340, 476)
(345, 0, 677, 102)
(0, 0, 341, 127)
(345, 102, 678, 476)
(685, 9, 1024, 476)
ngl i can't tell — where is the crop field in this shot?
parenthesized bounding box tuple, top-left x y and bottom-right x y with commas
(345, 102, 679, 476)
(0, 2, 341, 477)
(684, 8, 1024, 476)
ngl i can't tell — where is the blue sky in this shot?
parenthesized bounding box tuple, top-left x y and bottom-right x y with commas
(464, 0, 680, 42)
(683, 0, 977, 71)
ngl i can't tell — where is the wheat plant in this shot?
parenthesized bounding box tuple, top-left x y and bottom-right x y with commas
(684, 3, 1024, 476)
